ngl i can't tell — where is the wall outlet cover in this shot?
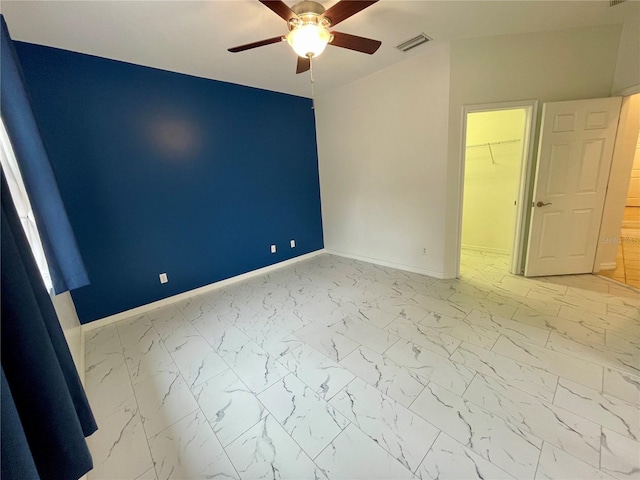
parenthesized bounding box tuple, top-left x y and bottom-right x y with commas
(271, 245, 276, 253)
(290, 240, 296, 248)
(159, 273, 168, 283)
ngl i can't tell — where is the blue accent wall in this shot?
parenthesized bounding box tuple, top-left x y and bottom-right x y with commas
(15, 42, 324, 324)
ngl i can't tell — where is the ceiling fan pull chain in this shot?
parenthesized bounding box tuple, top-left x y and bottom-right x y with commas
(310, 57, 315, 94)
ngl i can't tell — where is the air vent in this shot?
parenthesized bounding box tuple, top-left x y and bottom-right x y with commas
(609, 0, 626, 6)
(396, 33, 432, 52)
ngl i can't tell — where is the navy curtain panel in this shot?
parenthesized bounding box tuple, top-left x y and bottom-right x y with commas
(1, 172, 97, 480)
(0, 15, 89, 294)
(0, 368, 40, 479)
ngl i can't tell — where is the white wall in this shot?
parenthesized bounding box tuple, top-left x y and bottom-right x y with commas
(462, 110, 526, 254)
(612, 6, 640, 95)
(317, 24, 623, 279)
(51, 291, 84, 381)
(315, 43, 451, 277)
(444, 24, 623, 275)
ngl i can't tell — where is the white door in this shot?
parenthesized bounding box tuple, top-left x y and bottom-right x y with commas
(525, 97, 622, 277)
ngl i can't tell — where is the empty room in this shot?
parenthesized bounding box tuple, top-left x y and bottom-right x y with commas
(1, 1, 639, 479)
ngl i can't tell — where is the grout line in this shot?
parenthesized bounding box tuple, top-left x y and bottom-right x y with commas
(406, 381, 427, 410)
(113, 322, 159, 480)
(218, 441, 242, 480)
(532, 440, 545, 480)
(311, 425, 345, 463)
(448, 340, 462, 358)
(490, 333, 504, 353)
(488, 333, 501, 351)
(254, 378, 331, 461)
(551, 374, 561, 404)
(413, 429, 442, 474)
(380, 336, 401, 356)
(200, 368, 267, 447)
(460, 372, 477, 397)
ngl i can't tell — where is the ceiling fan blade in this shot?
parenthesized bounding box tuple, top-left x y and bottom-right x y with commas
(329, 31, 381, 54)
(228, 36, 284, 53)
(296, 56, 311, 74)
(321, 0, 378, 27)
(259, 0, 298, 22)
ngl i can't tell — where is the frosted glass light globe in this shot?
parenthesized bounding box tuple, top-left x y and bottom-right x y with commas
(287, 23, 330, 58)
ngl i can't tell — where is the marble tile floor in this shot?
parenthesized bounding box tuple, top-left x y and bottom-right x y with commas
(84, 251, 640, 480)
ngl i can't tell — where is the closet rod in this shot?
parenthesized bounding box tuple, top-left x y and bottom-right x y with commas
(465, 138, 521, 149)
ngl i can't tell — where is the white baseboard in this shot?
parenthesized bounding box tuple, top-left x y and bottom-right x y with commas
(596, 262, 618, 272)
(621, 221, 640, 229)
(83, 250, 325, 332)
(325, 249, 445, 279)
(598, 274, 640, 291)
(440, 271, 458, 280)
(461, 244, 510, 256)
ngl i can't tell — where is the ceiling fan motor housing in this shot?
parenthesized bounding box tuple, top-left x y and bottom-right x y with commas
(289, 1, 331, 30)
(292, 1, 325, 17)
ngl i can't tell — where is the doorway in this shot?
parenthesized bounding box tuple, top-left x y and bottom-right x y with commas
(458, 102, 537, 276)
(600, 130, 640, 288)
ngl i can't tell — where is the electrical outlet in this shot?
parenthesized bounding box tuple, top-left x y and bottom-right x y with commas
(422, 247, 428, 255)
(159, 273, 168, 284)
(290, 239, 296, 248)
(270, 244, 276, 254)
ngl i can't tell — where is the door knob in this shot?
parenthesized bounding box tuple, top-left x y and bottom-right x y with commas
(536, 201, 552, 207)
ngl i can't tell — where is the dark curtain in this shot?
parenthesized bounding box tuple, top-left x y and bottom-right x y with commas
(0, 15, 89, 294)
(1, 171, 98, 480)
(0, 367, 40, 479)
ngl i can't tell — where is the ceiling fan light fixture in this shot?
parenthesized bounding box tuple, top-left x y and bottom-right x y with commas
(228, 0, 382, 75)
(287, 23, 331, 58)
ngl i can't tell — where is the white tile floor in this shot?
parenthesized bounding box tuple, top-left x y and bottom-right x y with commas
(84, 251, 640, 480)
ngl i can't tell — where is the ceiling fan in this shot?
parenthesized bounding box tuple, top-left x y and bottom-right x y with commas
(228, 0, 382, 74)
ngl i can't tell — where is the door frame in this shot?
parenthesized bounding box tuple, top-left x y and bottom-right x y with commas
(455, 100, 539, 277)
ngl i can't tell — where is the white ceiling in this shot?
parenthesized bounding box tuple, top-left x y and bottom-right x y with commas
(1, 0, 637, 98)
